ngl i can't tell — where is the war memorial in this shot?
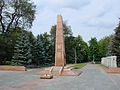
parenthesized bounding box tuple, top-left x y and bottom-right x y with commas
(0, 15, 120, 90)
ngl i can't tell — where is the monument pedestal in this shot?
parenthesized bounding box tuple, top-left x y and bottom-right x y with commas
(36, 66, 82, 76)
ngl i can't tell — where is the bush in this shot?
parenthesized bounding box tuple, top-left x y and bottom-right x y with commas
(95, 61, 101, 64)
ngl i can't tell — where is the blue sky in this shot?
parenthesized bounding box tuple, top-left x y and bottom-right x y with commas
(31, 0, 120, 41)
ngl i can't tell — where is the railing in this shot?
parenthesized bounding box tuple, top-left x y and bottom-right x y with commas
(101, 56, 117, 67)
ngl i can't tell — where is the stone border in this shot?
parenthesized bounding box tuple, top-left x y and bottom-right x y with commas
(106, 68, 120, 74)
(0, 65, 26, 71)
(100, 64, 120, 74)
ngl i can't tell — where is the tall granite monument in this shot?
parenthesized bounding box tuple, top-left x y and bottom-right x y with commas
(55, 15, 66, 66)
(37, 15, 81, 76)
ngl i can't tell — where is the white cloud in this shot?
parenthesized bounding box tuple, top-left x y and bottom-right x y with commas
(31, 0, 120, 41)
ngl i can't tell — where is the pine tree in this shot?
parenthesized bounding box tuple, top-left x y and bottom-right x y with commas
(33, 35, 44, 65)
(28, 32, 36, 64)
(12, 32, 32, 66)
(33, 33, 52, 65)
(42, 33, 52, 64)
(108, 21, 120, 66)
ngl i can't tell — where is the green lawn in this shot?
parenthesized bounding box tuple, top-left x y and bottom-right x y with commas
(71, 63, 87, 69)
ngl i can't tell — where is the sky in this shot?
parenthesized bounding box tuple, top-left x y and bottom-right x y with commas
(31, 0, 120, 42)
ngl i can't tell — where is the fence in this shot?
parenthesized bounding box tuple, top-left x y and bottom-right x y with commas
(101, 56, 117, 67)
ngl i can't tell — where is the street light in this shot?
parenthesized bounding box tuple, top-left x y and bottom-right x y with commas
(74, 44, 81, 64)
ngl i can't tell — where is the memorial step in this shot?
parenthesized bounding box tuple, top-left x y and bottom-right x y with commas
(51, 66, 63, 76)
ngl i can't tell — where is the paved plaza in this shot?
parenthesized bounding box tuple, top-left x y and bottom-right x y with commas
(0, 64, 120, 90)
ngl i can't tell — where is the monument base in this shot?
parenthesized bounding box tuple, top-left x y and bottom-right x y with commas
(36, 66, 82, 76)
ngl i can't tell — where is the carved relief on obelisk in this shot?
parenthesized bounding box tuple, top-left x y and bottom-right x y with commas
(55, 15, 66, 66)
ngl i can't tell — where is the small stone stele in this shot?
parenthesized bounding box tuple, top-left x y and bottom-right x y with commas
(40, 74, 53, 79)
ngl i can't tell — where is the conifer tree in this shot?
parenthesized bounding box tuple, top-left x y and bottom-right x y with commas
(33, 35, 45, 65)
(33, 33, 52, 65)
(12, 32, 32, 66)
(108, 21, 120, 66)
(42, 33, 52, 64)
(28, 32, 36, 63)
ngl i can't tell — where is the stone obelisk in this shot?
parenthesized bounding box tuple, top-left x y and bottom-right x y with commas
(37, 15, 81, 76)
(55, 15, 66, 66)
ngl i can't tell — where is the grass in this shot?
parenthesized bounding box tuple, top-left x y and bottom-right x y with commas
(71, 63, 87, 69)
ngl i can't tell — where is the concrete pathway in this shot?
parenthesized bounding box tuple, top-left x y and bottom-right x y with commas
(38, 64, 120, 90)
(0, 64, 120, 90)
(0, 69, 43, 89)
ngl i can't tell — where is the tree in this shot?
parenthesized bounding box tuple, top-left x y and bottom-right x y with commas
(0, 28, 35, 65)
(50, 21, 73, 40)
(98, 35, 113, 58)
(50, 22, 89, 64)
(50, 21, 73, 64)
(108, 21, 120, 66)
(12, 32, 32, 66)
(65, 36, 75, 63)
(42, 33, 53, 64)
(0, 0, 36, 33)
(28, 31, 36, 63)
(33, 33, 52, 65)
(0, 28, 30, 64)
(0, 34, 8, 64)
(74, 35, 88, 63)
(88, 37, 100, 62)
